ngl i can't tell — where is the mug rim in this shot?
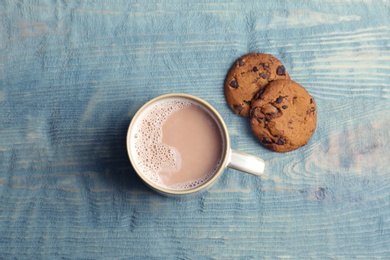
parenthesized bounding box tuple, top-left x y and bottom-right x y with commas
(126, 93, 231, 195)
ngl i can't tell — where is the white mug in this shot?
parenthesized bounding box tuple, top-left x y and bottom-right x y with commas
(126, 93, 265, 196)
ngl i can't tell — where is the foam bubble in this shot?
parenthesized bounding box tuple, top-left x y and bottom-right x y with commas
(131, 99, 190, 187)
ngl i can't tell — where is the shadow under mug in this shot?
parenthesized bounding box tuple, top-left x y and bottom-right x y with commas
(126, 93, 265, 196)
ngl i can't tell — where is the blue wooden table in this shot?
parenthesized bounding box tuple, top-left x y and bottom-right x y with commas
(1, 0, 390, 258)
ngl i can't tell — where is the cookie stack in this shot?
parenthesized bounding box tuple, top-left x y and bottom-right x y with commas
(224, 53, 317, 152)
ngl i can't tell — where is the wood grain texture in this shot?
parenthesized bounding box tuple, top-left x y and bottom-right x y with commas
(1, 0, 390, 258)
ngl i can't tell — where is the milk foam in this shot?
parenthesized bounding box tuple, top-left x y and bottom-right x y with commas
(131, 98, 223, 190)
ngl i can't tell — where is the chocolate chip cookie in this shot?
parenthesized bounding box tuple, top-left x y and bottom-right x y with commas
(224, 53, 290, 117)
(250, 79, 317, 152)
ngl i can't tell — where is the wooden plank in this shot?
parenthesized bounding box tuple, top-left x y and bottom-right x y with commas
(0, 0, 389, 258)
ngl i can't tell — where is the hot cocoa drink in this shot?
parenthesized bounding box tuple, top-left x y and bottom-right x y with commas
(129, 97, 225, 190)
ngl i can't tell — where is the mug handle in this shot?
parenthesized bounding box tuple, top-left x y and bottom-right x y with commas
(227, 149, 265, 176)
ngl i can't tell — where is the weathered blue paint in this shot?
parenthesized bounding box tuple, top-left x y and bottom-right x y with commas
(1, 0, 390, 258)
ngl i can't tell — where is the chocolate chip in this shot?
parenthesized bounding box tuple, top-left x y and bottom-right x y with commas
(229, 79, 238, 89)
(262, 137, 273, 144)
(276, 96, 283, 103)
(253, 88, 265, 100)
(259, 72, 267, 79)
(262, 104, 278, 117)
(260, 63, 269, 70)
(251, 107, 263, 120)
(276, 65, 286, 76)
(244, 100, 251, 105)
(263, 105, 279, 121)
(306, 107, 316, 115)
(252, 66, 258, 72)
(249, 108, 255, 118)
(233, 105, 243, 114)
(255, 116, 264, 124)
(258, 88, 265, 95)
(310, 98, 313, 104)
(276, 137, 285, 145)
(238, 59, 245, 66)
(282, 105, 288, 109)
